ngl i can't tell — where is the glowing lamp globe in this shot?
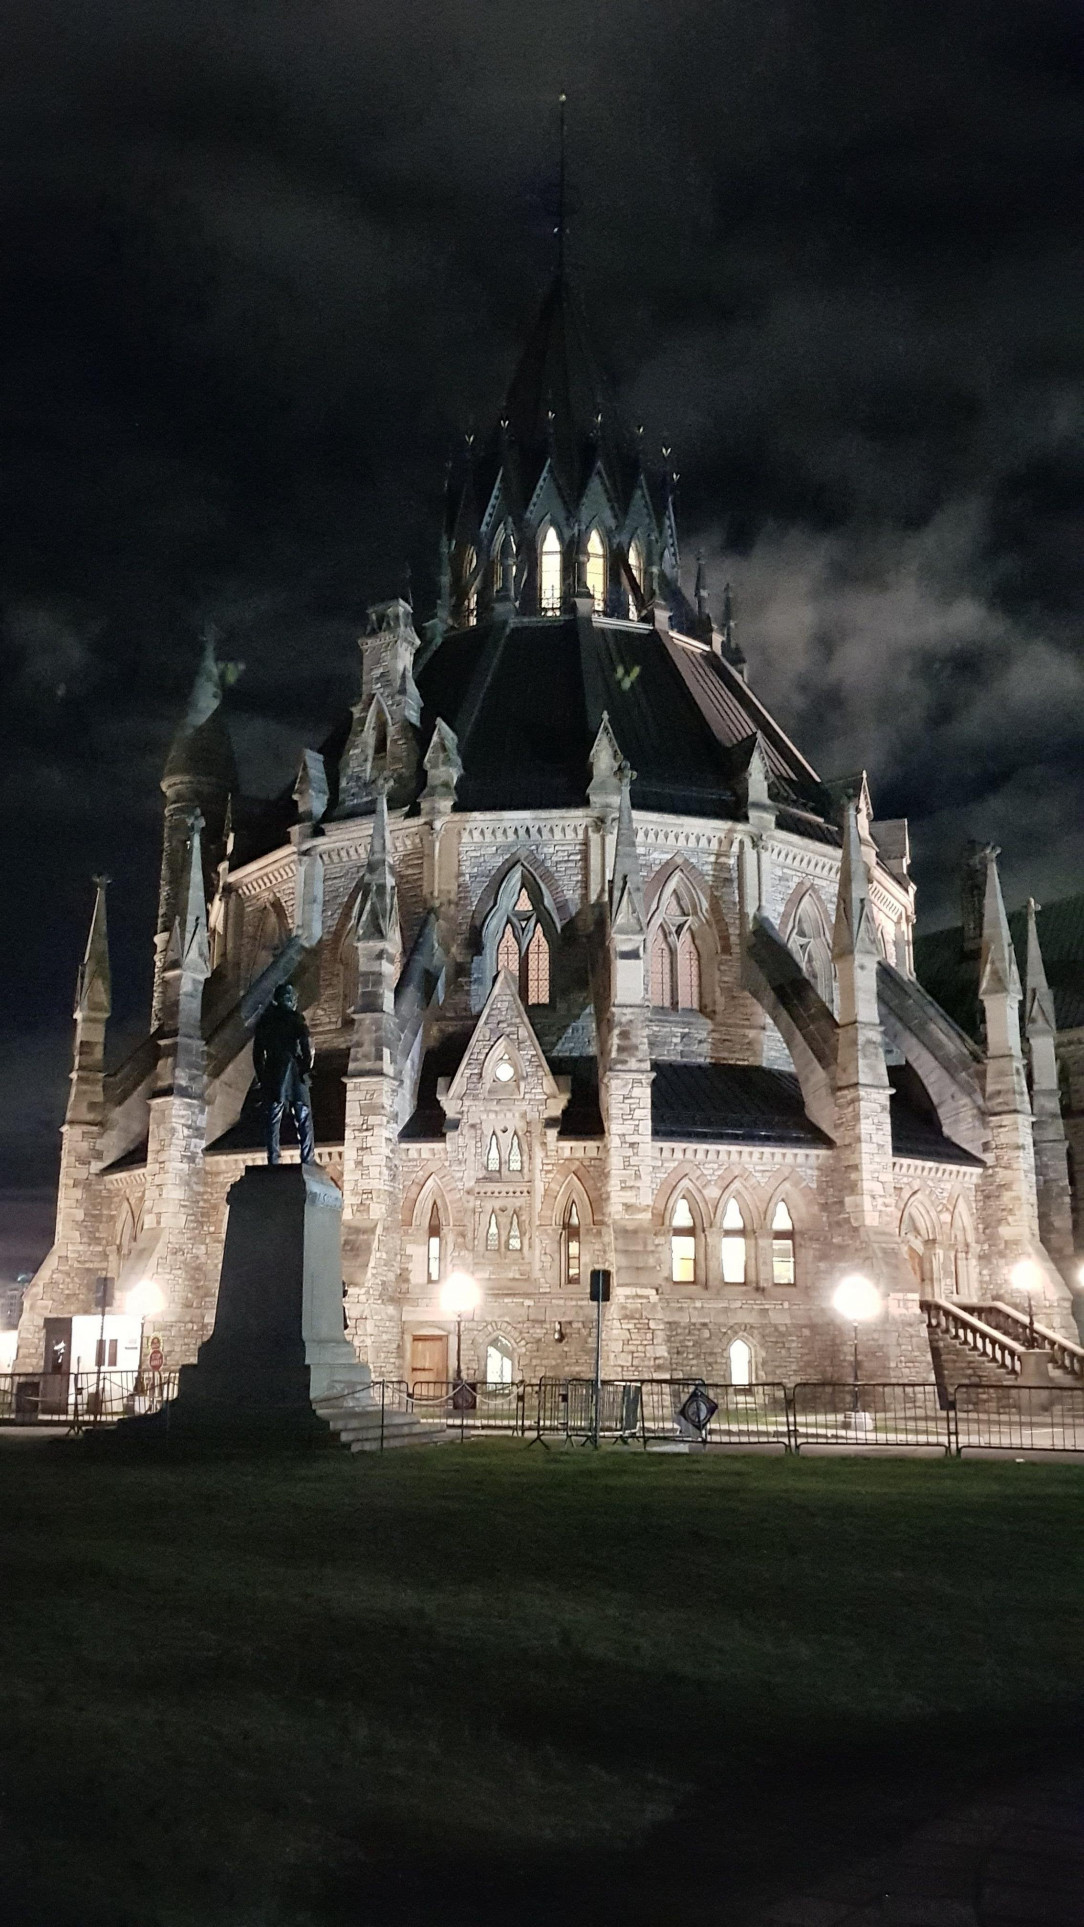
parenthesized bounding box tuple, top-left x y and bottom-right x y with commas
(1011, 1259, 1042, 1298)
(440, 1272, 481, 1319)
(832, 1275, 881, 1324)
(126, 1279, 166, 1320)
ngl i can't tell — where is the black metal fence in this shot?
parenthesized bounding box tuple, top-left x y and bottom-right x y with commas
(4, 1371, 1084, 1456)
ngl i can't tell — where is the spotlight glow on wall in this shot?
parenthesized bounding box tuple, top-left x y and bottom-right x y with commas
(126, 1279, 166, 1320)
(832, 1274, 881, 1324)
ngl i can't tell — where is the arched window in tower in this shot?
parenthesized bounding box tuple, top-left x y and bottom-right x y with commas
(485, 1133, 501, 1174)
(427, 1203, 442, 1284)
(585, 528, 606, 608)
(728, 1337, 753, 1386)
(492, 882, 553, 1007)
(485, 1211, 500, 1252)
(628, 536, 644, 595)
(650, 929, 674, 1008)
(676, 927, 701, 1011)
(649, 883, 705, 1012)
(562, 1201, 581, 1286)
(462, 545, 478, 626)
(507, 1132, 523, 1174)
(771, 1200, 796, 1284)
(720, 1197, 748, 1284)
(670, 1196, 697, 1283)
(486, 1334, 515, 1384)
(791, 894, 833, 1004)
(539, 525, 563, 614)
(507, 1212, 522, 1253)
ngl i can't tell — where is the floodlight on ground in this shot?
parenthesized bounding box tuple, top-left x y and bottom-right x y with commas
(126, 1279, 165, 1319)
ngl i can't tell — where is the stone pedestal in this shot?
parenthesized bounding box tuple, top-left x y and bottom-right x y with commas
(1019, 1348, 1051, 1388)
(155, 1164, 371, 1434)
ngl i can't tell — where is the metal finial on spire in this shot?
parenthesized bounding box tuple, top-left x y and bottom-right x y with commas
(556, 92, 567, 276)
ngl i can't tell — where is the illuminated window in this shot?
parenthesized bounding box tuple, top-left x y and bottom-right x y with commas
(670, 1196, 696, 1283)
(721, 1197, 748, 1284)
(526, 925, 550, 1004)
(427, 1203, 442, 1284)
(563, 1201, 581, 1286)
(462, 545, 478, 625)
(676, 929, 701, 1010)
(497, 923, 519, 977)
(486, 1335, 514, 1384)
(486, 1211, 500, 1252)
(650, 929, 674, 1008)
(729, 1338, 753, 1387)
(540, 525, 562, 614)
(585, 528, 606, 608)
(507, 1212, 522, 1252)
(771, 1200, 796, 1284)
(486, 1133, 501, 1174)
(508, 1133, 523, 1174)
(493, 1058, 516, 1084)
(628, 537, 644, 594)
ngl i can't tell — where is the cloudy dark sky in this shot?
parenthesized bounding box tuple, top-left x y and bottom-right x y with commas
(1, 0, 1082, 1248)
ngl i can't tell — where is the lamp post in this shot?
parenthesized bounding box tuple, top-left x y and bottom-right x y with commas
(832, 1274, 882, 1413)
(1011, 1259, 1041, 1348)
(439, 1272, 481, 1385)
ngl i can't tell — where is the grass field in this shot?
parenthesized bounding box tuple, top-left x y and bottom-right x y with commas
(0, 1440, 1081, 1926)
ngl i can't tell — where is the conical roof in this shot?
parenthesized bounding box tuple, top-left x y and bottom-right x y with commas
(163, 636, 238, 794)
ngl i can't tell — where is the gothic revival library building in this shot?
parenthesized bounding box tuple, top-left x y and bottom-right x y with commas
(18, 272, 1079, 1391)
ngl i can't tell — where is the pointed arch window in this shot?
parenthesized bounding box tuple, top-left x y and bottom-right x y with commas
(492, 527, 515, 595)
(670, 1196, 697, 1284)
(676, 928, 700, 1010)
(462, 545, 478, 626)
(562, 1201, 581, 1286)
(721, 1197, 748, 1284)
(728, 1338, 753, 1387)
(507, 1212, 522, 1253)
(486, 1335, 515, 1384)
(485, 1133, 501, 1174)
(771, 1201, 796, 1285)
(585, 528, 606, 608)
(427, 1203, 442, 1284)
(650, 929, 674, 1008)
(485, 1211, 500, 1252)
(628, 536, 645, 595)
(650, 888, 704, 1012)
(791, 895, 833, 1004)
(493, 883, 552, 1008)
(539, 525, 563, 614)
(508, 1133, 523, 1174)
(950, 1209, 972, 1297)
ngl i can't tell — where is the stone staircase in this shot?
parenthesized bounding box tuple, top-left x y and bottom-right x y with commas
(922, 1297, 1084, 1396)
(312, 1385, 448, 1452)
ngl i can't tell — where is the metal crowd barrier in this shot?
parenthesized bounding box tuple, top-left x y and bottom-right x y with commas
(0, 1370, 179, 1428)
(955, 1383, 1084, 1455)
(791, 1382, 953, 1453)
(405, 1379, 529, 1438)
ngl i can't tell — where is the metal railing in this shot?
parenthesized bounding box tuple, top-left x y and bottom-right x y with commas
(791, 1382, 953, 1453)
(405, 1379, 529, 1437)
(0, 1371, 179, 1428)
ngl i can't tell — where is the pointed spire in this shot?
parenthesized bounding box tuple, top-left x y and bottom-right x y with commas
(832, 801, 878, 963)
(695, 554, 709, 621)
(163, 630, 236, 788)
(1024, 897, 1057, 1037)
(979, 847, 1021, 1002)
(422, 717, 463, 808)
(588, 711, 623, 812)
(75, 876, 111, 1020)
(356, 787, 399, 944)
(293, 749, 329, 829)
(609, 762, 645, 937)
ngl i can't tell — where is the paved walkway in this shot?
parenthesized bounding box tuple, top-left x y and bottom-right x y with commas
(752, 1766, 1083, 1926)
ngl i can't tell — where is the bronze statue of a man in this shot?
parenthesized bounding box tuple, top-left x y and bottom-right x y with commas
(252, 983, 316, 1165)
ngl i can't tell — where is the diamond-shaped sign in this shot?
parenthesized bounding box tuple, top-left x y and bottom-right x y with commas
(678, 1384, 718, 1434)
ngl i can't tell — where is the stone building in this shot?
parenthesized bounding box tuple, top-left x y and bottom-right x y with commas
(17, 272, 1080, 1394)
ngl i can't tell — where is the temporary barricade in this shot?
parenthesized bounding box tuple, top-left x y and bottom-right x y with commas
(954, 1382, 1084, 1454)
(0, 1370, 178, 1427)
(406, 1379, 529, 1438)
(791, 1382, 953, 1453)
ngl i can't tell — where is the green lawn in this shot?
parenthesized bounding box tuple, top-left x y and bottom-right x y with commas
(1, 1441, 1081, 1926)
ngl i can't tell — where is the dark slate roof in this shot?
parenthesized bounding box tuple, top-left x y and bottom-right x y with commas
(914, 893, 1084, 1040)
(415, 613, 828, 820)
(887, 1064, 983, 1168)
(650, 1063, 833, 1147)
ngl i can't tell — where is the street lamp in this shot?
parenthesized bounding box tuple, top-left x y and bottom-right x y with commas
(1011, 1258, 1042, 1348)
(832, 1274, 882, 1411)
(439, 1272, 481, 1384)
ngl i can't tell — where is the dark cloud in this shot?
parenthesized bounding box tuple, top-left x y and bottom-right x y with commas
(0, 0, 1082, 1185)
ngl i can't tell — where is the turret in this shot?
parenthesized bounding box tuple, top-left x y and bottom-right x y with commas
(154, 634, 236, 1026)
(979, 848, 1028, 1114)
(337, 600, 422, 815)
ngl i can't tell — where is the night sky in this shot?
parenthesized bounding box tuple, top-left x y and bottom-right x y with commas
(1, 1, 1082, 1261)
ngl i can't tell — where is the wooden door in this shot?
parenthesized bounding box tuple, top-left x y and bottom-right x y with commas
(410, 1332, 448, 1390)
